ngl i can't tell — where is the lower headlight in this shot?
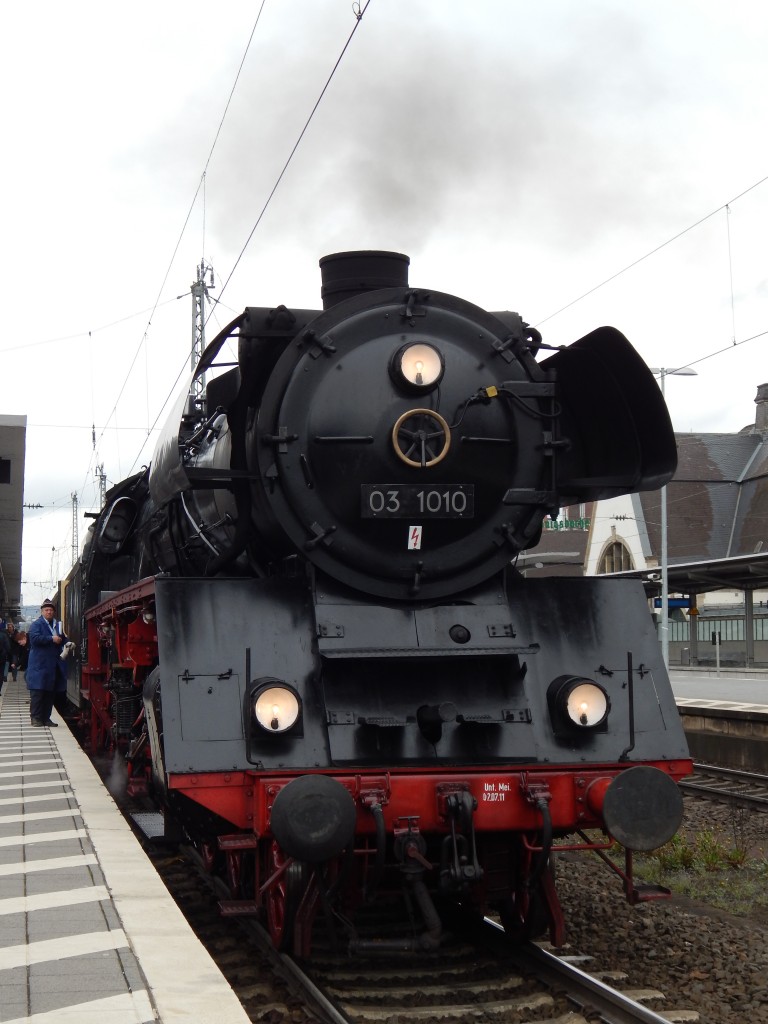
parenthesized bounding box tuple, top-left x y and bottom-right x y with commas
(547, 675, 610, 735)
(253, 684, 301, 733)
(564, 681, 609, 727)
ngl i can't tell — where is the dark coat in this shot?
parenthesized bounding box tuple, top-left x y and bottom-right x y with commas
(11, 633, 28, 670)
(0, 630, 10, 666)
(26, 616, 69, 692)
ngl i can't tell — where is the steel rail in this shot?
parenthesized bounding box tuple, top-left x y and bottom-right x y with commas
(691, 762, 768, 784)
(681, 763, 768, 810)
(255, 924, 351, 1024)
(181, 843, 351, 1024)
(483, 919, 678, 1024)
(179, 840, 686, 1024)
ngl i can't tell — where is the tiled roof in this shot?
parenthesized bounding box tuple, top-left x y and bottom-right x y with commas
(676, 433, 762, 480)
(518, 399, 768, 578)
(640, 431, 767, 563)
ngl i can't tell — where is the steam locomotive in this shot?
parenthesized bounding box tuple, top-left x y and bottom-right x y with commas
(61, 251, 692, 955)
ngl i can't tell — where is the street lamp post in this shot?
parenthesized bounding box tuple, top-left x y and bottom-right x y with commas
(649, 366, 698, 670)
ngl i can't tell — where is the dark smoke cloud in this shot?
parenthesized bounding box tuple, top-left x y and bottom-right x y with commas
(141, 1, 696, 280)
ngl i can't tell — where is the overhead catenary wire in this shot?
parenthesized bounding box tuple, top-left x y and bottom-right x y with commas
(534, 172, 768, 328)
(19, 7, 765, 593)
(210, 0, 373, 314)
(22, 172, 768, 484)
(1, 292, 242, 356)
(654, 327, 768, 380)
(0, 296, 181, 354)
(725, 203, 737, 346)
(124, 0, 375, 477)
(27, 423, 160, 432)
(23, 5, 274, 541)
(91, 4, 270, 466)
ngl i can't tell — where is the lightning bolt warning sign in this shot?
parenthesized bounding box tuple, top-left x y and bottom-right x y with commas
(408, 525, 422, 550)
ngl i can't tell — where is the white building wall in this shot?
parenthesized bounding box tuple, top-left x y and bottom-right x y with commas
(585, 493, 650, 576)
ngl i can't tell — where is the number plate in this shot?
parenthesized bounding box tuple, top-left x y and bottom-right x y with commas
(361, 485, 474, 518)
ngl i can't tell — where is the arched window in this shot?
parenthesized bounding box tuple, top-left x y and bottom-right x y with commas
(598, 541, 634, 575)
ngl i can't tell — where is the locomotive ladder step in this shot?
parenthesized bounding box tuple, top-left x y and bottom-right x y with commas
(218, 833, 260, 850)
(358, 716, 407, 727)
(130, 812, 166, 839)
(631, 882, 673, 902)
(219, 900, 261, 917)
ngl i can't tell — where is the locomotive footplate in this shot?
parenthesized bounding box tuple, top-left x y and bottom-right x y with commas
(168, 763, 691, 840)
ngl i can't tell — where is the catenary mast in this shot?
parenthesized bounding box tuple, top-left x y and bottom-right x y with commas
(190, 261, 215, 404)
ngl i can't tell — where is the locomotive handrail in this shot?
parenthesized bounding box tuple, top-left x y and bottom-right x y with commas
(83, 577, 157, 620)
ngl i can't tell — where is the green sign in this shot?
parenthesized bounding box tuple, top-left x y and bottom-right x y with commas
(544, 518, 591, 531)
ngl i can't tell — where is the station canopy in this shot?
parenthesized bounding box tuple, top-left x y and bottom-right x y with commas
(606, 551, 768, 598)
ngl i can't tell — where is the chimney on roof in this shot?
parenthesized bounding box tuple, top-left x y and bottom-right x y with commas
(755, 384, 768, 434)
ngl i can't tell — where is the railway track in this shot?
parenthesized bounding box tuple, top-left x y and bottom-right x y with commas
(145, 837, 698, 1024)
(680, 763, 768, 809)
(303, 915, 698, 1023)
(87, 738, 704, 1024)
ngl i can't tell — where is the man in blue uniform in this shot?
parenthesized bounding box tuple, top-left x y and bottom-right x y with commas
(26, 599, 69, 728)
(0, 623, 10, 693)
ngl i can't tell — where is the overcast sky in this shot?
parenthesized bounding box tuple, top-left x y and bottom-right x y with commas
(3, 0, 767, 606)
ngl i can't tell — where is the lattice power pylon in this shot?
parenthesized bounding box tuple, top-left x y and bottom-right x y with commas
(190, 261, 215, 404)
(96, 464, 107, 511)
(71, 492, 79, 565)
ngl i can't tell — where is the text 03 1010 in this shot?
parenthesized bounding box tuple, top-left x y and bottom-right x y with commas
(361, 485, 474, 518)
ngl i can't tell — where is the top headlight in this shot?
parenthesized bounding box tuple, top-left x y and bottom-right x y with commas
(391, 343, 444, 391)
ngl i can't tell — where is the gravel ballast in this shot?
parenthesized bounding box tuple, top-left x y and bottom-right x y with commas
(556, 794, 768, 1023)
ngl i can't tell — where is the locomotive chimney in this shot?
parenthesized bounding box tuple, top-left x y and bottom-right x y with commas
(319, 250, 410, 308)
(754, 383, 768, 435)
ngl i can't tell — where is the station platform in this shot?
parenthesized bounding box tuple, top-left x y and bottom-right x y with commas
(0, 675, 251, 1024)
(676, 697, 768, 715)
(676, 696, 768, 774)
